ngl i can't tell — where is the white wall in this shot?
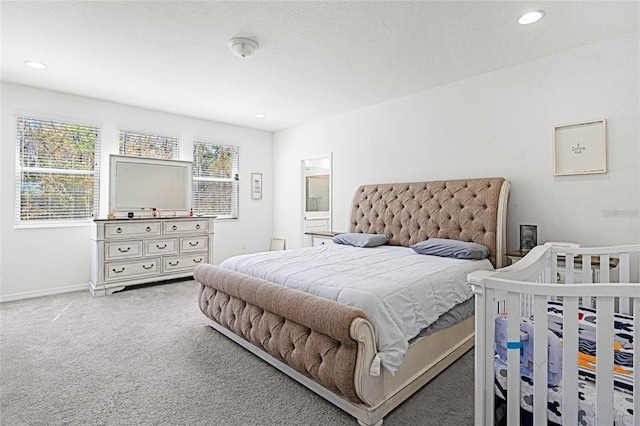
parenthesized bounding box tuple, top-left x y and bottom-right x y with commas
(273, 33, 640, 253)
(0, 82, 273, 299)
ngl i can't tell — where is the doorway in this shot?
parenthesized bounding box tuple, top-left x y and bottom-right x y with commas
(301, 153, 332, 246)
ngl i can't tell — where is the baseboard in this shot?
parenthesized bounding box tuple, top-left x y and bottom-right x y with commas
(0, 283, 89, 303)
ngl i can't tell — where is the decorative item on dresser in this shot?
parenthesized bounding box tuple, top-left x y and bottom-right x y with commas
(90, 216, 215, 296)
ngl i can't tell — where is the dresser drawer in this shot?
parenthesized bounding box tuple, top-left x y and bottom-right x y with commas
(311, 236, 335, 247)
(105, 258, 160, 282)
(163, 220, 208, 234)
(180, 236, 208, 252)
(163, 253, 208, 273)
(146, 238, 178, 255)
(105, 240, 143, 260)
(105, 222, 161, 238)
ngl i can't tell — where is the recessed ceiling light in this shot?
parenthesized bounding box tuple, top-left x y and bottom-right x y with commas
(518, 10, 544, 25)
(255, 113, 266, 119)
(24, 61, 47, 69)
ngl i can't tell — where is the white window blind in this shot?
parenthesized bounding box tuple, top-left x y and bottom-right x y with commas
(193, 141, 239, 219)
(15, 115, 100, 224)
(119, 129, 178, 159)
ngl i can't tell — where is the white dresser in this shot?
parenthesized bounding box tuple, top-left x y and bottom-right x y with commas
(90, 217, 215, 295)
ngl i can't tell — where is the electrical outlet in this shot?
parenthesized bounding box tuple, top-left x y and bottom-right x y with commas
(242, 242, 246, 250)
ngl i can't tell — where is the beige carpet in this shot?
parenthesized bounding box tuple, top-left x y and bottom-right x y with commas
(0, 280, 474, 425)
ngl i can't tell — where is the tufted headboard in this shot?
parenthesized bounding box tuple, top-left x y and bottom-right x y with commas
(349, 177, 510, 268)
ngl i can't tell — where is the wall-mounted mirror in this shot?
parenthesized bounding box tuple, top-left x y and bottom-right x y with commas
(301, 153, 332, 245)
(305, 174, 330, 215)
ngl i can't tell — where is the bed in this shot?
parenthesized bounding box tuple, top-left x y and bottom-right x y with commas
(195, 177, 511, 425)
(469, 244, 639, 425)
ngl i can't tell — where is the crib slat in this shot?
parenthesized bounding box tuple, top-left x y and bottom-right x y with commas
(550, 252, 558, 302)
(618, 253, 630, 315)
(532, 295, 548, 425)
(482, 287, 497, 426)
(582, 255, 592, 283)
(595, 297, 615, 424)
(619, 252, 630, 282)
(581, 255, 593, 308)
(473, 289, 485, 425)
(562, 296, 579, 425)
(600, 254, 610, 283)
(566, 255, 575, 284)
(634, 297, 640, 426)
(506, 292, 522, 426)
(488, 287, 499, 426)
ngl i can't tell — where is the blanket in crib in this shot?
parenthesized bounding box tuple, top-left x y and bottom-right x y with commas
(494, 301, 635, 425)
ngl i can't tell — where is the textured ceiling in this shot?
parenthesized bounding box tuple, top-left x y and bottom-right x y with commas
(1, 1, 638, 132)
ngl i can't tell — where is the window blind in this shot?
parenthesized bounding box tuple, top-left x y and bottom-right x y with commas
(16, 115, 100, 224)
(192, 141, 239, 219)
(119, 129, 178, 159)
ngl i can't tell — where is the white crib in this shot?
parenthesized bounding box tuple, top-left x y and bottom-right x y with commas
(469, 244, 639, 425)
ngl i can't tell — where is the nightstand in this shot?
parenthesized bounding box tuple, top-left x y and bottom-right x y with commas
(305, 231, 342, 247)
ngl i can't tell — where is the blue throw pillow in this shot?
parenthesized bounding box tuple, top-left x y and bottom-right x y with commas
(411, 238, 489, 259)
(332, 233, 389, 248)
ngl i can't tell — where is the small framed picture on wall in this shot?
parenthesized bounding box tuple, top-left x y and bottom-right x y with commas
(251, 173, 262, 200)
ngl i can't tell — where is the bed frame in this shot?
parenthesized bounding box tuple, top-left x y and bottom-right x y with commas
(469, 244, 639, 425)
(196, 177, 510, 425)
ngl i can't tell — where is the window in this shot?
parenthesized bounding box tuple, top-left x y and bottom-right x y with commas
(16, 115, 100, 225)
(192, 141, 239, 219)
(119, 129, 178, 159)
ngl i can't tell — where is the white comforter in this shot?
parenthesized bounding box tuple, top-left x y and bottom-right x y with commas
(220, 244, 493, 374)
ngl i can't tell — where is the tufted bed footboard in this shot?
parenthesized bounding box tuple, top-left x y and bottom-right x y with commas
(195, 263, 375, 405)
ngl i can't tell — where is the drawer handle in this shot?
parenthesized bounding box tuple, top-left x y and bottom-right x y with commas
(156, 244, 167, 250)
(189, 241, 199, 247)
(196, 224, 201, 229)
(116, 227, 122, 234)
(146, 226, 152, 232)
(172, 225, 178, 231)
(113, 267, 125, 273)
(118, 247, 131, 253)
(193, 258, 203, 264)
(169, 261, 179, 266)
(142, 264, 154, 270)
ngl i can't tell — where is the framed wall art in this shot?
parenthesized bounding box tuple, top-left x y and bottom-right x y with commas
(251, 173, 262, 200)
(553, 119, 606, 176)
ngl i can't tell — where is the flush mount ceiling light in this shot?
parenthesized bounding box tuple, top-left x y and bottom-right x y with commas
(518, 10, 545, 25)
(228, 37, 259, 58)
(25, 60, 47, 69)
(255, 113, 266, 119)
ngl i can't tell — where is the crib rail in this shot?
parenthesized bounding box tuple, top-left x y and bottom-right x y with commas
(469, 244, 640, 426)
